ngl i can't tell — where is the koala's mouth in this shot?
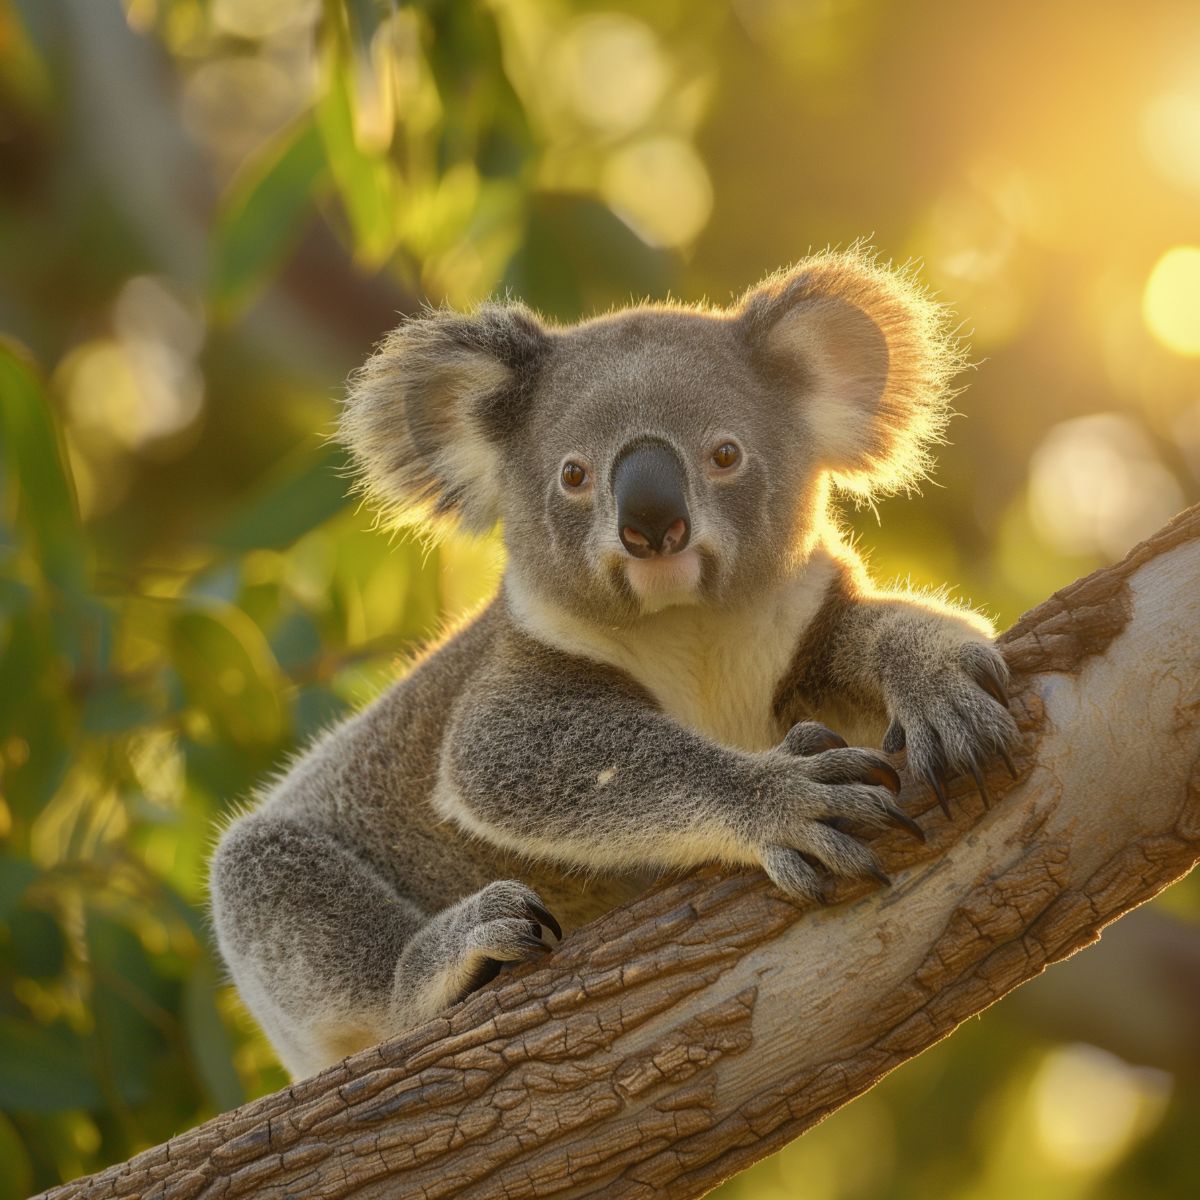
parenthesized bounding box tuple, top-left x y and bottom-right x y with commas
(623, 547, 703, 612)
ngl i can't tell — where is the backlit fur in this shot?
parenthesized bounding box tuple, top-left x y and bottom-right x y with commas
(212, 249, 1016, 1080)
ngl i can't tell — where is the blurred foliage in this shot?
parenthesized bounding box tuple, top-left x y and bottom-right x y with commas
(1, 0, 1199, 1195)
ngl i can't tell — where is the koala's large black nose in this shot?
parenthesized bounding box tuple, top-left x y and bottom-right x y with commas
(613, 442, 691, 558)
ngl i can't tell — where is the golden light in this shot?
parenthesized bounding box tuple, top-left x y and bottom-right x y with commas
(554, 14, 666, 135)
(1027, 414, 1183, 560)
(1142, 245, 1200, 356)
(602, 136, 713, 248)
(1141, 90, 1200, 195)
(211, 0, 319, 41)
(1032, 1044, 1170, 1173)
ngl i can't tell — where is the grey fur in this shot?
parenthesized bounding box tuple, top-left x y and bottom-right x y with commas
(210, 247, 1016, 1078)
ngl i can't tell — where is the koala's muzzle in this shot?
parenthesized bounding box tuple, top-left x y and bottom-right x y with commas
(613, 442, 691, 558)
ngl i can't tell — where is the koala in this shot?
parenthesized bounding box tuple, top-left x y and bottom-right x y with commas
(209, 247, 1019, 1080)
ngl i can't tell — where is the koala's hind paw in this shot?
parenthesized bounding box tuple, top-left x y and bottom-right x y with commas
(429, 880, 562, 1006)
(885, 641, 1020, 816)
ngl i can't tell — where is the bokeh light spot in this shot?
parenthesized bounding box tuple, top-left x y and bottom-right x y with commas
(1141, 90, 1200, 195)
(602, 136, 713, 248)
(555, 14, 666, 135)
(211, 0, 319, 41)
(1143, 246, 1200, 356)
(1027, 414, 1183, 560)
(1033, 1044, 1171, 1172)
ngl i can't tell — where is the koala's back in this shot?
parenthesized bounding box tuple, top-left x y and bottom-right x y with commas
(256, 599, 642, 931)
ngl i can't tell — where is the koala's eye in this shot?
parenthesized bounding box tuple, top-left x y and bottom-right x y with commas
(561, 461, 589, 489)
(711, 441, 742, 470)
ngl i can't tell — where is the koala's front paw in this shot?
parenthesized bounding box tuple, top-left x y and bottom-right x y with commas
(755, 722, 924, 903)
(882, 640, 1019, 815)
(452, 880, 562, 995)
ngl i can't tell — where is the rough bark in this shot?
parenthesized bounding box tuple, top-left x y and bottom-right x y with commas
(39, 505, 1200, 1200)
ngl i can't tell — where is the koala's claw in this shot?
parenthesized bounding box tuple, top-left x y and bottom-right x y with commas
(967, 758, 991, 808)
(925, 768, 952, 819)
(761, 838, 892, 904)
(522, 898, 563, 942)
(783, 721, 848, 756)
(977, 673, 1007, 708)
(882, 801, 926, 843)
(461, 881, 562, 978)
(998, 743, 1019, 780)
(761, 846, 830, 904)
(887, 641, 1020, 815)
(865, 760, 902, 794)
(516, 925, 553, 956)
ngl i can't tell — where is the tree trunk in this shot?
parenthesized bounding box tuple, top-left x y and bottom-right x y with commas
(39, 505, 1200, 1200)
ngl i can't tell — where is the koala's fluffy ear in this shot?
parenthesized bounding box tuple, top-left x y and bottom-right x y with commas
(342, 303, 550, 533)
(739, 247, 966, 496)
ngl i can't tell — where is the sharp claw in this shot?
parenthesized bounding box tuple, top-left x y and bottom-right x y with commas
(883, 802, 926, 843)
(882, 719, 906, 754)
(968, 759, 991, 808)
(524, 900, 563, 942)
(999, 743, 1019, 780)
(865, 761, 902, 794)
(813, 729, 848, 752)
(977, 673, 1008, 709)
(867, 863, 892, 888)
(517, 933, 552, 956)
(785, 722, 847, 755)
(927, 771, 951, 819)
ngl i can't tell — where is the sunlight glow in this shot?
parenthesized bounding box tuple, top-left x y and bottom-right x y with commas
(602, 136, 713, 248)
(554, 14, 666, 135)
(211, 0, 319, 40)
(1033, 1044, 1171, 1172)
(1027, 414, 1183, 560)
(1142, 89, 1200, 195)
(1143, 246, 1200, 356)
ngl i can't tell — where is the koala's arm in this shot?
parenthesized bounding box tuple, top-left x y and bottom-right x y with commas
(436, 629, 911, 900)
(782, 561, 1019, 794)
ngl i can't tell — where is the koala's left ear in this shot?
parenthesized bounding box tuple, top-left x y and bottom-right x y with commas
(342, 303, 550, 533)
(739, 247, 966, 495)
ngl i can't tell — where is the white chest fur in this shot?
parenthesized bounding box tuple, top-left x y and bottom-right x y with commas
(507, 556, 837, 752)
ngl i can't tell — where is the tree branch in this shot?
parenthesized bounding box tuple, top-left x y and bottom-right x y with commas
(39, 505, 1200, 1200)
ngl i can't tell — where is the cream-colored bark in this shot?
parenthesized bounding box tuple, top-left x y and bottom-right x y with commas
(39, 505, 1200, 1200)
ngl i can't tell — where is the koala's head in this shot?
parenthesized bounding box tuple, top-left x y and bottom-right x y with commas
(343, 248, 964, 625)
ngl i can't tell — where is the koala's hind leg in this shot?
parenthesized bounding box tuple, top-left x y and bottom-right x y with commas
(211, 816, 558, 1078)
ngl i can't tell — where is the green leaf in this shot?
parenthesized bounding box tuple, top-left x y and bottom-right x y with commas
(504, 193, 678, 322)
(0, 1018, 102, 1113)
(0, 1112, 33, 1200)
(315, 44, 402, 266)
(211, 118, 326, 318)
(87, 915, 169, 1106)
(170, 604, 288, 749)
(183, 959, 244, 1112)
(80, 676, 164, 734)
(0, 858, 39, 923)
(0, 610, 74, 823)
(0, 339, 87, 594)
(211, 441, 350, 555)
(5, 908, 66, 978)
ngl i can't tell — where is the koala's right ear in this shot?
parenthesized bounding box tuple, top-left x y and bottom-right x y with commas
(341, 303, 550, 533)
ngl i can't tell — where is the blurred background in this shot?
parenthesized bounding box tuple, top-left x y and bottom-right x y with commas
(1, 0, 1199, 1195)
